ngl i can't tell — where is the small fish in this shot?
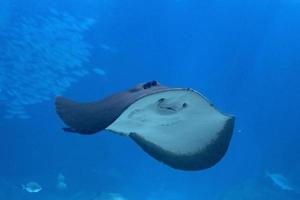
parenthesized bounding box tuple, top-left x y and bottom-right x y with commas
(97, 193, 127, 200)
(57, 173, 65, 182)
(57, 173, 67, 190)
(266, 171, 294, 191)
(99, 44, 117, 53)
(22, 182, 42, 193)
(93, 68, 106, 76)
(99, 44, 112, 51)
(57, 181, 67, 190)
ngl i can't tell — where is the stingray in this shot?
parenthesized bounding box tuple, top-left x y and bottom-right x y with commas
(55, 81, 235, 171)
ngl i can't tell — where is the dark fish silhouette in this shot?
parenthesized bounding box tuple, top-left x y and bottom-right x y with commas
(55, 81, 234, 171)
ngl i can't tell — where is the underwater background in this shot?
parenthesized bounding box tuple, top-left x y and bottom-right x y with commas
(1, 0, 300, 199)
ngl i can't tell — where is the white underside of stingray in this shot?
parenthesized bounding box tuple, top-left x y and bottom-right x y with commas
(107, 89, 229, 155)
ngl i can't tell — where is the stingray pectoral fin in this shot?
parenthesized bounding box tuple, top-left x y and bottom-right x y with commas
(129, 116, 234, 170)
(106, 89, 235, 171)
(55, 96, 96, 134)
(55, 83, 170, 135)
(55, 96, 121, 134)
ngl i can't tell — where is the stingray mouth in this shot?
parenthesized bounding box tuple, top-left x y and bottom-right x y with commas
(156, 98, 187, 114)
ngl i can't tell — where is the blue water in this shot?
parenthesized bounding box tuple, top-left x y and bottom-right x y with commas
(1, 0, 300, 199)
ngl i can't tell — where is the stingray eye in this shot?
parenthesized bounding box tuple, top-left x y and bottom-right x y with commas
(182, 103, 188, 108)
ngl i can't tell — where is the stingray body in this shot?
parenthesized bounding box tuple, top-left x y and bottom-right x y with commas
(55, 81, 234, 171)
